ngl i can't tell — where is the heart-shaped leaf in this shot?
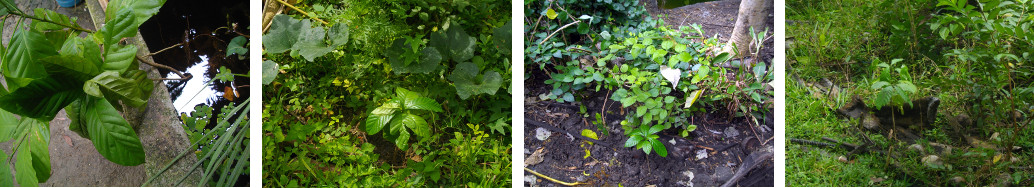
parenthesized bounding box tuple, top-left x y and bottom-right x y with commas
(448, 62, 502, 99)
(264, 15, 305, 53)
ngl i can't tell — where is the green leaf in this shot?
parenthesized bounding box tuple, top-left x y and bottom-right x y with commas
(871, 81, 890, 90)
(15, 136, 38, 186)
(396, 113, 430, 139)
(897, 81, 917, 93)
(445, 25, 476, 62)
(39, 55, 99, 82)
(25, 119, 50, 183)
(0, 77, 83, 121)
(225, 36, 248, 58)
(327, 23, 349, 46)
(292, 24, 333, 61)
(448, 62, 502, 99)
(624, 135, 640, 147)
(581, 129, 599, 141)
(102, 44, 138, 73)
(492, 20, 512, 53)
(651, 139, 668, 157)
(99, 9, 138, 47)
(79, 96, 145, 166)
(83, 71, 149, 107)
(641, 138, 653, 154)
(397, 88, 442, 112)
(546, 8, 558, 19)
(65, 99, 89, 139)
(576, 23, 590, 34)
(30, 8, 78, 32)
(691, 65, 710, 84)
(3, 29, 58, 90)
(0, 150, 11, 186)
(394, 127, 411, 150)
(105, 0, 166, 28)
(264, 15, 304, 53)
(0, 108, 17, 142)
(365, 102, 398, 134)
(620, 97, 636, 107)
(59, 36, 103, 68)
(262, 60, 279, 85)
(648, 124, 664, 135)
(391, 46, 441, 74)
(713, 52, 732, 63)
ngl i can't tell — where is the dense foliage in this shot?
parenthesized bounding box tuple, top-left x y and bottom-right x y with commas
(262, 0, 511, 187)
(787, 0, 1034, 186)
(525, 0, 773, 157)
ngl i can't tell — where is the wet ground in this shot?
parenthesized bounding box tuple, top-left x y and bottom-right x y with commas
(523, 70, 774, 186)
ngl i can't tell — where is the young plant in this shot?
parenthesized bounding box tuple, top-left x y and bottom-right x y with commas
(870, 58, 918, 110)
(0, 0, 167, 185)
(365, 88, 442, 150)
(623, 124, 668, 157)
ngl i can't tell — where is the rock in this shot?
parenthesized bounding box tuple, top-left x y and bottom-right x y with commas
(921, 155, 943, 168)
(696, 149, 709, 160)
(950, 176, 964, 184)
(837, 156, 848, 163)
(907, 144, 924, 153)
(535, 127, 551, 141)
(693, 170, 715, 186)
(928, 142, 953, 155)
(725, 126, 740, 138)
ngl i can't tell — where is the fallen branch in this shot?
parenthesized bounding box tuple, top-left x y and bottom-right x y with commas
(721, 150, 773, 187)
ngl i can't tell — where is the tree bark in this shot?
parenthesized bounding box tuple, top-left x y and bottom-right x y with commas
(722, 0, 772, 58)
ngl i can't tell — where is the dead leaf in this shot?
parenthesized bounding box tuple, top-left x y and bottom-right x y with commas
(63, 135, 73, 147)
(584, 160, 600, 167)
(525, 148, 546, 167)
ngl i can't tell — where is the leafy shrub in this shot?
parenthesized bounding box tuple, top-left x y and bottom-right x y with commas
(365, 88, 442, 150)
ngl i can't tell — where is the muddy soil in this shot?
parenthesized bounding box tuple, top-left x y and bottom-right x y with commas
(523, 69, 774, 187)
(642, 0, 775, 64)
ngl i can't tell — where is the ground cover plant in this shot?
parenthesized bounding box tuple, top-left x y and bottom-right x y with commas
(524, 0, 774, 186)
(786, 0, 1034, 186)
(261, 0, 512, 187)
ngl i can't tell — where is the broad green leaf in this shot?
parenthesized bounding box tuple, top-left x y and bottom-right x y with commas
(225, 36, 248, 58)
(648, 124, 664, 135)
(392, 47, 441, 74)
(3, 29, 58, 90)
(83, 71, 149, 107)
(713, 52, 732, 63)
(396, 113, 430, 139)
(292, 25, 333, 61)
(445, 25, 475, 62)
(691, 65, 710, 84)
(365, 104, 397, 134)
(105, 0, 166, 28)
(39, 55, 99, 82)
(871, 81, 890, 90)
(99, 9, 138, 47)
(24, 119, 50, 183)
(0, 150, 11, 186)
(15, 137, 37, 186)
(0, 77, 83, 121)
(80, 96, 145, 166)
(620, 97, 636, 107)
(581, 129, 599, 141)
(897, 81, 917, 93)
(30, 8, 78, 32)
(327, 23, 349, 46)
(398, 89, 442, 112)
(492, 20, 512, 53)
(546, 8, 558, 19)
(448, 62, 502, 99)
(102, 44, 138, 73)
(264, 15, 304, 53)
(261, 60, 279, 85)
(0, 108, 16, 142)
(641, 139, 653, 154)
(394, 127, 410, 150)
(651, 139, 668, 157)
(58, 36, 103, 68)
(65, 99, 88, 139)
(624, 135, 640, 147)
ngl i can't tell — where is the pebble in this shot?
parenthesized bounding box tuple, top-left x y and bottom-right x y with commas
(524, 175, 537, 187)
(535, 127, 551, 141)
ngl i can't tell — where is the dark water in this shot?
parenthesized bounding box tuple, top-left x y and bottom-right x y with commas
(137, 0, 249, 186)
(657, 0, 717, 9)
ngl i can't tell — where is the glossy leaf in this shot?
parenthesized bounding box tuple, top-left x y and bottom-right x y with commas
(102, 44, 138, 73)
(0, 77, 83, 121)
(263, 15, 304, 53)
(651, 139, 668, 157)
(394, 127, 411, 150)
(83, 71, 149, 107)
(100, 9, 138, 47)
(59, 36, 103, 67)
(3, 29, 58, 90)
(394, 113, 429, 139)
(365, 101, 399, 134)
(397, 88, 442, 112)
(39, 55, 99, 82)
(105, 0, 166, 28)
(80, 96, 145, 166)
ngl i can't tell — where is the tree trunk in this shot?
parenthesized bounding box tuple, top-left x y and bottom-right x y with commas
(721, 0, 772, 58)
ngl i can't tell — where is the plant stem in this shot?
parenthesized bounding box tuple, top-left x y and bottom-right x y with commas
(524, 167, 586, 186)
